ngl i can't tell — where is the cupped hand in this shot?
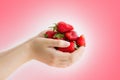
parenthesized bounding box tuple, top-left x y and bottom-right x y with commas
(29, 30, 85, 68)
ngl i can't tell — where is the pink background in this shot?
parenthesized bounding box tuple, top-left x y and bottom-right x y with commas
(0, 0, 120, 80)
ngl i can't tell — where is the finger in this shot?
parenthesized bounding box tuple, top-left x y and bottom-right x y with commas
(51, 48, 71, 66)
(72, 46, 85, 54)
(46, 47, 71, 63)
(71, 46, 85, 63)
(48, 48, 71, 59)
(37, 38, 70, 47)
(45, 48, 72, 68)
(52, 58, 70, 68)
(47, 39, 70, 47)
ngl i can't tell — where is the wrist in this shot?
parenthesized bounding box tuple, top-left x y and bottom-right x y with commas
(0, 39, 34, 79)
(22, 38, 35, 62)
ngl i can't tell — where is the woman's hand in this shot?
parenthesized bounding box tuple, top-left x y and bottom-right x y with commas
(0, 30, 85, 79)
(29, 30, 85, 68)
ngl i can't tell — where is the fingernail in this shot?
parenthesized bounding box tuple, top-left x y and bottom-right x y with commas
(64, 41, 70, 47)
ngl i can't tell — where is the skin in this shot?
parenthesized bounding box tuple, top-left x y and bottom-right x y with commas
(0, 30, 85, 80)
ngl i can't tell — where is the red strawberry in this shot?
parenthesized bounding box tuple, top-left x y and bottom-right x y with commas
(44, 31, 56, 38)
(65, 31, 78, 41)
(57, 22, 73, 33)
(76, 35, 86, 47)
(58, 42, 75, 53)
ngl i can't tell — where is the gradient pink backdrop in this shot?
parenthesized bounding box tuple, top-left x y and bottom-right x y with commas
(0, 0, 120, 80)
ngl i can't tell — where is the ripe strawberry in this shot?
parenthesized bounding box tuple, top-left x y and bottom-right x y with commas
(44, 31, 56, 38)
(57, 22, 73, 33)
(58, 42, 75, 53)
(44, 21, 86, 53)
(65, 31, 78, 41)
(76, 35, 86, 47)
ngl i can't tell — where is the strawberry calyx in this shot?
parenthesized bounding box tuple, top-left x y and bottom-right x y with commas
(53, 33, 64, 39)
(53, 26, 57, 32)
(44, 34, 48, 38)
(48, 23, 57, 32)
(73, 41, 79, 50)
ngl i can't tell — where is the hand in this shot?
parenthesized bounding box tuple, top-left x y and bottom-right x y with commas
(0, 30, 85, 79)
(28, 30, 85, 68)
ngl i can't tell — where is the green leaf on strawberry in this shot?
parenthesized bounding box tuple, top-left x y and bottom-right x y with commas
(53, 33, 64, 39)
(44, 34, 48, 38)
(73, 41, 79, 50)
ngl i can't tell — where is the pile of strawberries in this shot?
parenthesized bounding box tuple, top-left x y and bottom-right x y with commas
(44, 21, 86, 53)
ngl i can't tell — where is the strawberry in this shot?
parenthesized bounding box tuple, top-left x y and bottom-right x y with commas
(58, 42, 75, 53)
(57, 22, 73, 33)
(44, 31, 56, 38)
(44, 21, 86, 53)
(76, 35, 86, 47)
(65, 31, 78, 41)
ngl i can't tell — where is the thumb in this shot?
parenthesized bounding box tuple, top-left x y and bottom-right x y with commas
(39, 38, 70, 47)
